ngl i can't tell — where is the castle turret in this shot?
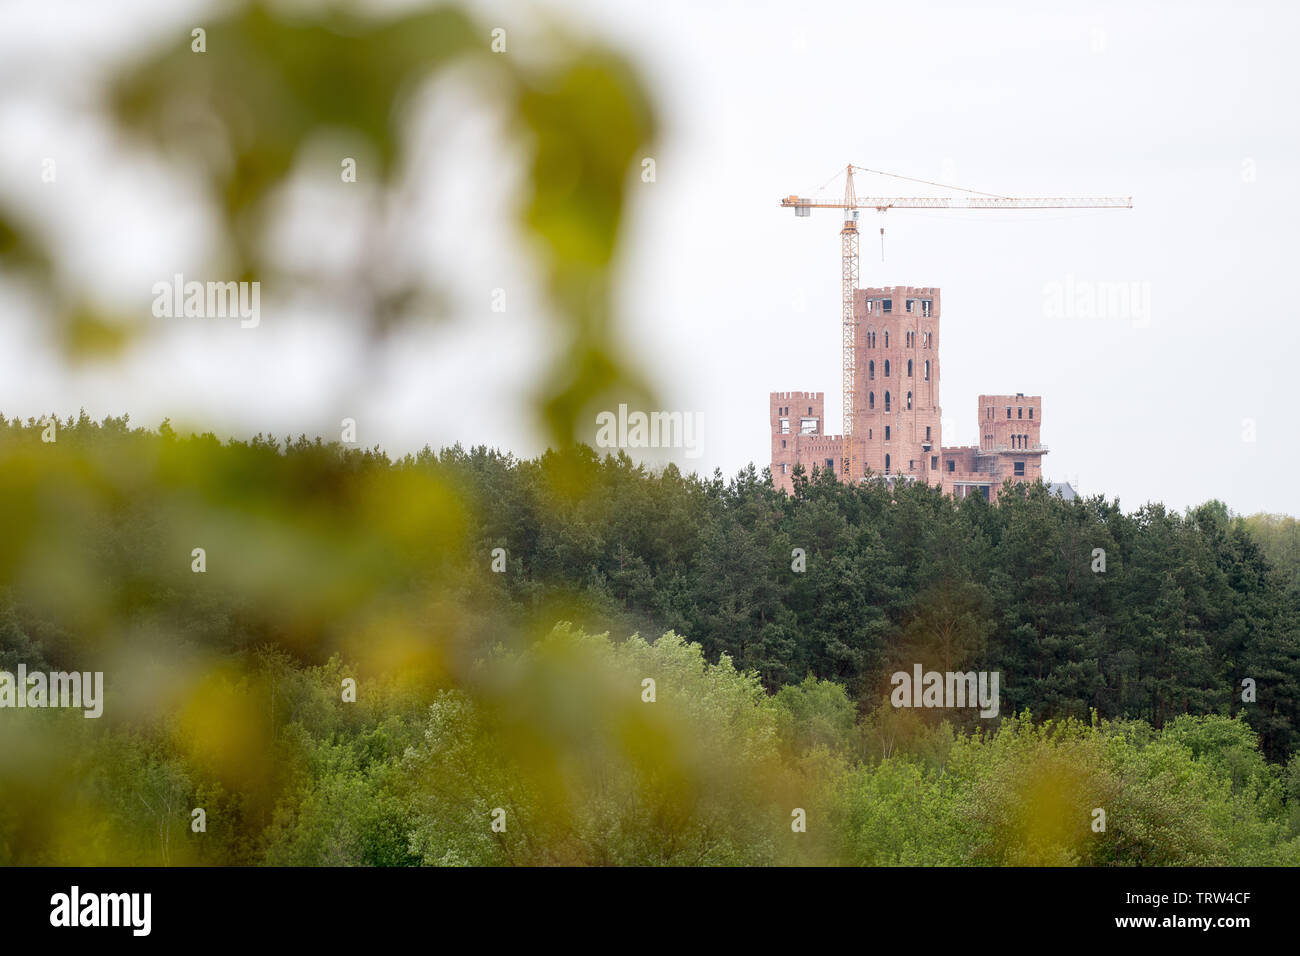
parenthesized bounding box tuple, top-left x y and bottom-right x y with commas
(769, 391, 843, 493)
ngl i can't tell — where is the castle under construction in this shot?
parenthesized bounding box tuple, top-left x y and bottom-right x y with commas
(770, 285, 1052, 501)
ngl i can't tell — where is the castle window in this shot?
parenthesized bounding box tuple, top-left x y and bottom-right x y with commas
(925, 425, 931, 441)
(909, 460, 915, 471)
(869, 392, 875, 410)
(885, 425, 891, 441)
(906, 391, 913, 410)
(884, 391, 891, 412)
(931, 455, 938, 470)
(800, 417, 818, 434)
(1006, 407, 1012, 419)
(869, 360, 875, 380)
(906, 299, 914, 313)
(882, 299, 892, 313)
(1018, 407, 1023, 419)
(924, 360, 930, 381)
(782, 463, 789, 475)
(885, 454, 891, 473)
(922, 300, 932, 317)
(884, 331, 890, 348)
(947, 460, 955, 473)
(808, 406, 813, 415)
(1029, 408, 1034, 419)
(781, 439, 786, 449)
(826, 458, 834, 471)
(907, 359, 913, 377)
(884, 360, 891, 377)
(1014, 461, 1025, 477)
(780, 418, 790, 433)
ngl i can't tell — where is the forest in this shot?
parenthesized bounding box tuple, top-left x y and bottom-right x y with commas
(1, 413, 1298, 866)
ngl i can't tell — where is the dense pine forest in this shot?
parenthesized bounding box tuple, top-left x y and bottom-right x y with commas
(2, 413, 1299, 865)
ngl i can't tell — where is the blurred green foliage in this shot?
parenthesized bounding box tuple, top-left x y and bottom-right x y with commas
(5, 0, 658, 436)
(1, 417, 1299, 865)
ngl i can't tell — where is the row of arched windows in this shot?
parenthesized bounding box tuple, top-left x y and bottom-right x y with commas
(867, 359, 930, 380)
(865, 328, 932, 349)
(1010, 434, 1032, 449)
(867, 390, 919, 412)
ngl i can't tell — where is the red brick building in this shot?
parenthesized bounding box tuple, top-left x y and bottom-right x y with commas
(770, 286, 1048, 501)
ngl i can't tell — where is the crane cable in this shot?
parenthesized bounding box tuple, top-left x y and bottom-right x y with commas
(851, 165, 1009, 198)
(809, 164, 1012, 201)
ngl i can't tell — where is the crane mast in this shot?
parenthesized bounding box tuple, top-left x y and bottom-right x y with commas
(781, 166, 1131, 484)
(839, 165, 859, 486)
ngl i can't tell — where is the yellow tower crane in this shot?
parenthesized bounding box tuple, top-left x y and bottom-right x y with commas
(780, 164, 1131, 484)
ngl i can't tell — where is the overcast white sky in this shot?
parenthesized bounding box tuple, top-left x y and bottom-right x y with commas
(2, 0, 1297, 515)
